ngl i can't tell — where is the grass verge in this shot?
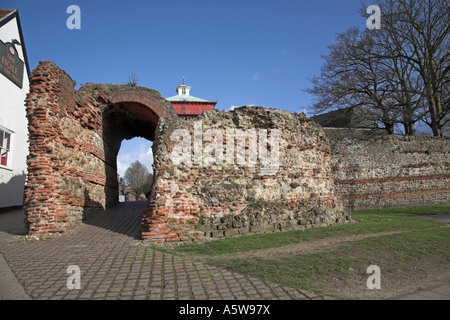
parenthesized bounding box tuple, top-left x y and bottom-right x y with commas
(151, 205, 450, 299)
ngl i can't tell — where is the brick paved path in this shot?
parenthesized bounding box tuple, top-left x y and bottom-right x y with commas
(0, 202, 328, 300)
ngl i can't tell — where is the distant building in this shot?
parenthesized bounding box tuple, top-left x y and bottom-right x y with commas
(123, 187, 146, 202)
(312, 107, 387, 137)
(0, 9, 30, 208)
(166, 78, 217, 119)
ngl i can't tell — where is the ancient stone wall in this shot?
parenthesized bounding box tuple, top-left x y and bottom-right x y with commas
(330, 136, 449, 210)
(24, 61, 176, 235)
(24, 61, 448, 245)
(141, 107, 351, 243)
(24, 61, 112, 233)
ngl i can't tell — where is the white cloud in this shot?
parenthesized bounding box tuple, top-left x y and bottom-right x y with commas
(252, 72, 259, 81)
(138, 147, 154, 172)
(117, 159, 130, 178)
(117, 141, 153, 177)
(117, 154, 132, 177)
(228, 105, 239, 111)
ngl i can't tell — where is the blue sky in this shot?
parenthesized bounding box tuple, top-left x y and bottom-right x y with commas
(3, 0, 371, 175)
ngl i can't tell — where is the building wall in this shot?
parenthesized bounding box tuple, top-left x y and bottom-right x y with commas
(330, 136, 449, 210)
(170, 101, 216, 116)
(0, 14, 29, 208)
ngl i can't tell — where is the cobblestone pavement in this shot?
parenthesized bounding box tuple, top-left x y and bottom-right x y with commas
(0, 202, 329, 300)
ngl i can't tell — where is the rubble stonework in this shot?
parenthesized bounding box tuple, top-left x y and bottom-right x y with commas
(142, 107, 351, 242)
(330, 136, 449, 210)
(23, 61, 449, 244)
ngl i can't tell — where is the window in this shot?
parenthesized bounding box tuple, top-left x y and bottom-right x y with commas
(0, 129, 11, 168)
(182, 88, 186, 95)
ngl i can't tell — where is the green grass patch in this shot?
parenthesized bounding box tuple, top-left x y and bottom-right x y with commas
(170, 205, 449, 256)
(210, 226, 449, 296)
(148, 205, 450, 298)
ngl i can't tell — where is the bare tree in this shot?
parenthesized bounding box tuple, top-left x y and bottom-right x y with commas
(142, 173, 153, 198)
(124, 160, 151, 200)
(306, 0, 449, 136)
(371, 0, 449, 136)
(118, 176, 127, 194)
(305, 27, 398, 134)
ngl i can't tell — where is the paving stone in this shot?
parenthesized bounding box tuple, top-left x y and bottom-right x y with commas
(0, 202, 329, 300)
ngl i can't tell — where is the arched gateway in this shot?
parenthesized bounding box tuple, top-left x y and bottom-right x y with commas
(24, 61, 351, 244)
(24, 61, 179, 236)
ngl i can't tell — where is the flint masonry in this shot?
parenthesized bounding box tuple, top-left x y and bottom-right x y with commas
(23, 61, 449, 244)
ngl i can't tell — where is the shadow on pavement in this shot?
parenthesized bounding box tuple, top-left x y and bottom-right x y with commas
(0, 206, 26, 236)
(82, 201, 147, 239)
(0, 201, 147, 239)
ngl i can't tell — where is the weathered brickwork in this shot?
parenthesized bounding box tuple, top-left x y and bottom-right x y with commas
(23, 61, 448, 245)
(24, 61, 176, 235)
(330, 136, 449, 210)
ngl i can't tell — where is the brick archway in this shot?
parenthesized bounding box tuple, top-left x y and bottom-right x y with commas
(24, 61, 178, 235)
(109, 90, 175, 119)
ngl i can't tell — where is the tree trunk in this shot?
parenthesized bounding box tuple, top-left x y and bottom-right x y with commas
(403, 122, 416, 136)
(427, 93, 443, 136)
(384, 122, 395, 135)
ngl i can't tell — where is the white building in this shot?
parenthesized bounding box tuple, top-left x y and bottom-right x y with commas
(0, 9, 30, 209)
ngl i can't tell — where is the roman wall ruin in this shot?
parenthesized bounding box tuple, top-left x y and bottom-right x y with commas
(24, 61, 178, 234)
(330, 136, 449, 210)
(142, 107, 351, 242)
(23, 61, 449, 244)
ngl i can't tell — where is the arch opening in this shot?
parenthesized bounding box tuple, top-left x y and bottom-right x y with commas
(23, 61, 178, 236)
(117, 137, 153, 203)
(101, 100, 159, 210)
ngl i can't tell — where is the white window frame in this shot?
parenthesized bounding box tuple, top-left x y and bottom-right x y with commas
(0, 126, 13, 170)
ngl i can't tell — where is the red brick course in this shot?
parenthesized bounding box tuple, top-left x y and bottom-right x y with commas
(330, 136, 450, 210)
(24, 61, 177, 235)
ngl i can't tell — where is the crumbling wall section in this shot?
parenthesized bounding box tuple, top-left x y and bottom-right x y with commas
(330, 136, 450, 210)
(25, 62, 447, 244)
(142, 107, 351, 243)
(24, 61, 112, 234)
(24, 61, 177, 236)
